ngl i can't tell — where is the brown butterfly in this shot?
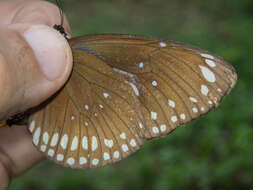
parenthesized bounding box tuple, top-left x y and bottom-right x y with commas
(25, 31, 237, 169)
(2, 0, 237, 169)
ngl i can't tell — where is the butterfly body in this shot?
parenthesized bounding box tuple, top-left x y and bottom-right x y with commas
(27, 34, 237, 169)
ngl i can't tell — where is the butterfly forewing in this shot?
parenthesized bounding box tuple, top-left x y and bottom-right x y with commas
(28, 34, 237, 169)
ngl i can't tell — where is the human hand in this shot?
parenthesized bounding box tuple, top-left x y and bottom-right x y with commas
(0, 0, 72, 189)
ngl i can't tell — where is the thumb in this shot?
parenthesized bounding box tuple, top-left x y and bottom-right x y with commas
(0, 24, 72, 120)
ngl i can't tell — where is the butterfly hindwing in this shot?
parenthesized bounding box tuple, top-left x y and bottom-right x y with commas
(28, 34, 237, 169)
(29, 47, 145, 168)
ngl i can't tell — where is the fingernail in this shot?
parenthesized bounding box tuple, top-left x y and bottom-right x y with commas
(23, 25, 70, 80)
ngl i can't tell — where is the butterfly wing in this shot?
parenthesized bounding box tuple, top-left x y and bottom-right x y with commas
(70, 34, 237, 139)
(28, 34, 237, 169)
(28, 47, 145, 168)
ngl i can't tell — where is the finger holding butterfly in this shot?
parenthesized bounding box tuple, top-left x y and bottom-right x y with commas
(0, 0, 72, 188)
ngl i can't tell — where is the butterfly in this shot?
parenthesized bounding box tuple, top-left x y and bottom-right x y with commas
(24, 31, 237, 169)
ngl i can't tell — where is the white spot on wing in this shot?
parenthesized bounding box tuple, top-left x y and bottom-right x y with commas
(60, 134, 68, 150)
(168, 99, 175, 108)
(122, 144, 129, 152)
(71, 136, 78, 151)
(139, 62, 144, 68)
(80, 157, 87, 165)
(201, 53, 214, 59)
(29, 120, 35, 133)
(104, 152, 110, 160)
(152, 127, 159, 134)
(130, 139, 137, 147)
(92, 136, 98, 151)
(120, 133, 126, 139)
(205, 59, 216, 67)
(50, 133, 59, 147)
(151, 111, 157, 120)
(113, 151, 120, 159)
(104, 139, 113, 148)
(171, 116, 177, 123)
(160, 42, 167, 47)
(48, 149, 55, 157)
(82, 136, 88, 150)
(152, 80, 158, 86)
(160, 124, 167, 132)
(67, 157, 75, 166)
(139, 123, 143, 129)
(201, 85, 209, 96)
(180, 114, 186, 120)
(192, 107, 198, 113)
(43, 132, 49, 145)
(57, 154, 64, 161)
(199, 66, 216, 83)
(33, 127, 41, 146)
(40, 145, 46, 152)
(103, 93, 109, 98)
(189, 97, 198, 103)
(85, 105, 89, 110)
(92, 158, 99, 166)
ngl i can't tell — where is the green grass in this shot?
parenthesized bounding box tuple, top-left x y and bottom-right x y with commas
(10, 0, 253, 189)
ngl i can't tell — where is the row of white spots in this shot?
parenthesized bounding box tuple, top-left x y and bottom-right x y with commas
(199, 65, 216, 83)
(30, 121, 137, 167)
(29, 121, 134, 166)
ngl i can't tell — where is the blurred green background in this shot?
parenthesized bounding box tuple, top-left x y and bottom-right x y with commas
(10, 0, 253, 189)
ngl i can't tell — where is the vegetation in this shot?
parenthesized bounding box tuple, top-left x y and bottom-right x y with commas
(10, 0, 253, 189)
